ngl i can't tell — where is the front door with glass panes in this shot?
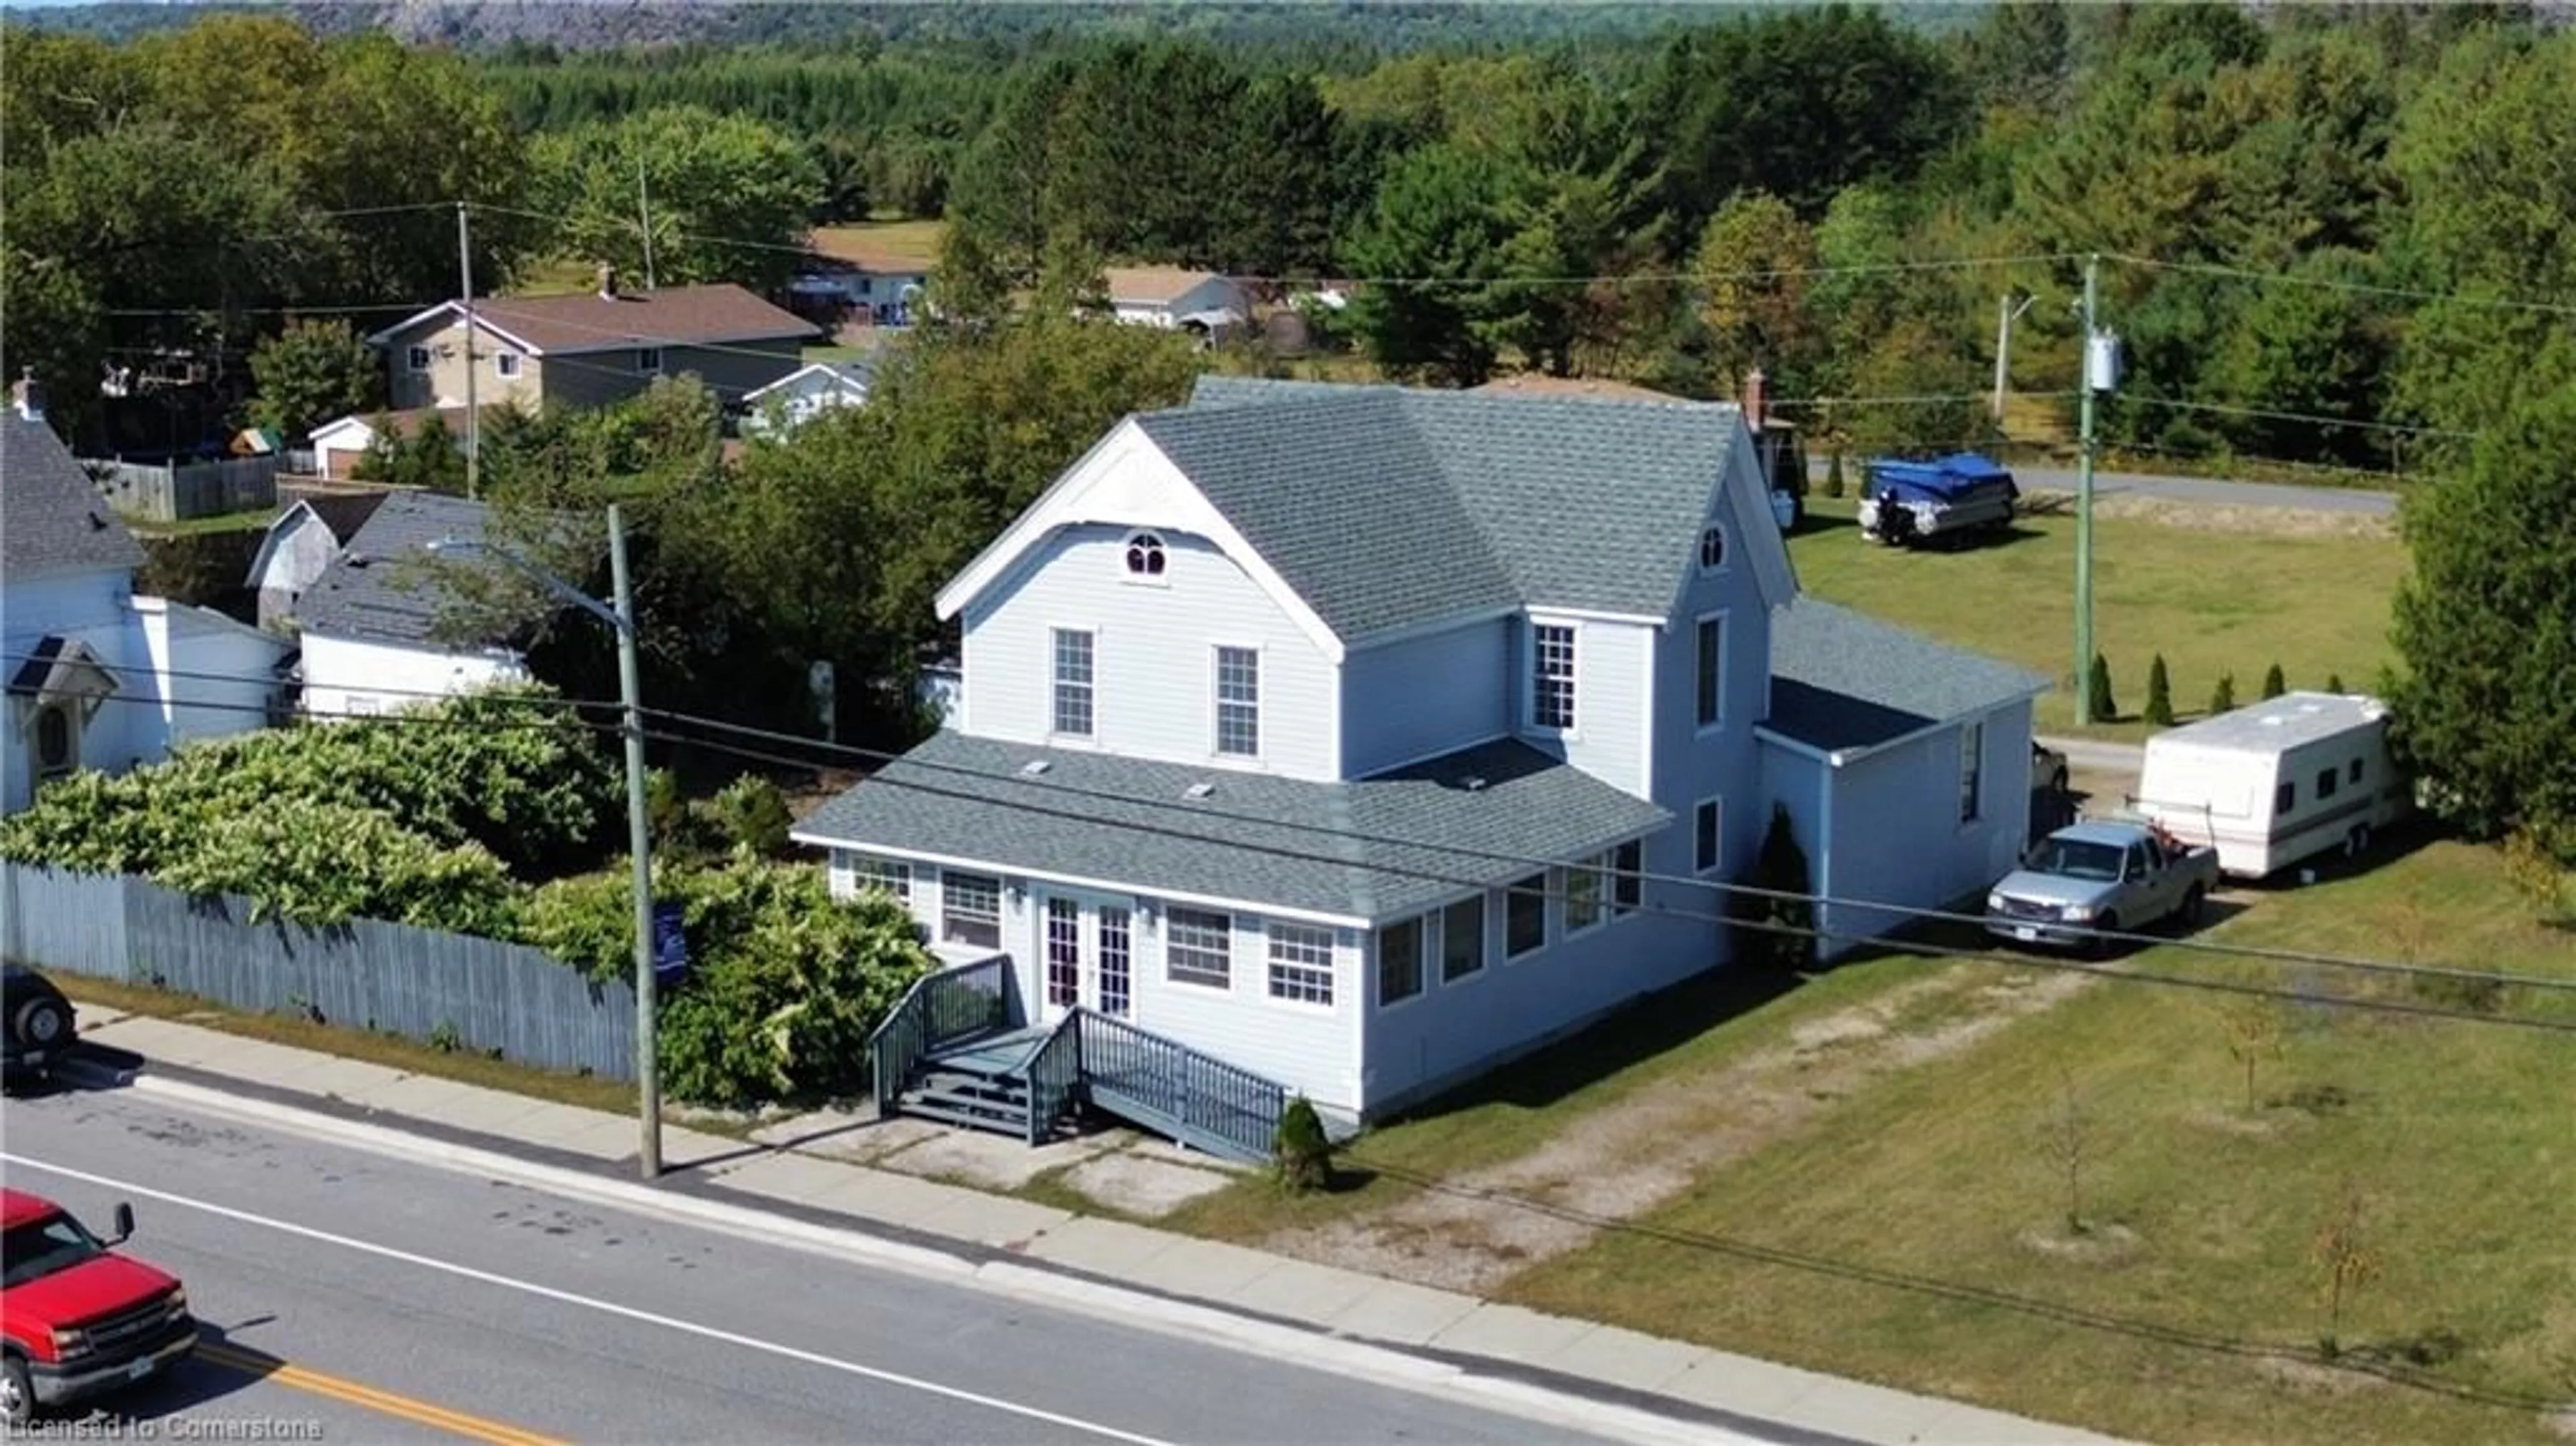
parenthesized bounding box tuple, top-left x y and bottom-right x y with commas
(1036, 892, 1136, 1023)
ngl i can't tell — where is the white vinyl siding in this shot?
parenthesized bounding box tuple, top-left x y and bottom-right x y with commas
(1268, 922, 1336, 1005)
(1052, 628, 1095, 737)
(1165, 905, 1232, 988)
(939, 871, 1002, 949)
(959, 524, 1336, 778)
(1215, 645, 1259, 757)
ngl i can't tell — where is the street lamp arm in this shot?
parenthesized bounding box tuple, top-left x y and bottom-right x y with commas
(426, 535, 624, 635)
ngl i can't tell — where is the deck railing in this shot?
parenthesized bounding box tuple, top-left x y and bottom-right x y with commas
(1023, 1013, 1083, 1145)
(869, 956, 1014, 1115)
(1073, 1011, 1286, 1165)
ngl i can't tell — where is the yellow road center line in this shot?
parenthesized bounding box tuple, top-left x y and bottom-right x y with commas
(195, 1341, 571, 1446)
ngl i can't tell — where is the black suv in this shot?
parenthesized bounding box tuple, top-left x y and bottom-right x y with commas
(2, 964, 76, 1091)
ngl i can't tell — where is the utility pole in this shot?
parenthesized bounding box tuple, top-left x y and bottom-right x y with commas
(1992, 290, 2037, 421)
(457, 202, 480, 502)
(612, 503, 661, 1180)
(2074, 254, 2102, 725)
(635, 153, 657, 292)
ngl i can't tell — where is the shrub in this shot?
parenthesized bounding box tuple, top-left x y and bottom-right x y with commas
(2326, 672, 2347, 694)
(2262, 662, 2288, 700)
(709, 774, 794, 858)
(2145, 653, 2176, 726)
(1274, 1095, 1334, 1192)
(2210, 672, 2238, 714)
(1823, 451, 1847, 498)
(1731, 801, 1817, 972)
(2087, 653, 2117, 722)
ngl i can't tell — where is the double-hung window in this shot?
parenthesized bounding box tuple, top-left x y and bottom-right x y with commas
(1695, 616, 1725, 730)
(1564, 855, 1607, 933)
(1376, 917, 1424, 1006)
(1505, 873, 1548, 957)
(1166, 907, 1232, 988)
(1215, 646, 1258, 757)
(1530, 623, 1576, 730)
(1052, 628, 1095, 737)
(1267, 923, 1334, 1005)
(941, 872, 1001, 950)
(845, 854, 912, 904)
(1612, 840, 1643, 916)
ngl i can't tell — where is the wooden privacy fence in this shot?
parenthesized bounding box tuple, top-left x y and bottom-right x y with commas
(0, 863, 635, 1079)
(84, 456, 280, 522)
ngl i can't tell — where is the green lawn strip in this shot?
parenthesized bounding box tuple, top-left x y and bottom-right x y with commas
(1157, 951, 1994, 1240)
(130, 506, 280, 539)
(1499, 841, 2576, 1446)
(1785, 499, 2406, 740)
(810, 219, 946, 267)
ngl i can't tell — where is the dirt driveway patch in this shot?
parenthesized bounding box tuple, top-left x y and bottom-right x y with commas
(1261, 964, 2093, 1296)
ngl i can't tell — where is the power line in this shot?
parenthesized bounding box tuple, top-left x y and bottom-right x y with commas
(2115, 394, 2483, 441)
(2105, 253, 2576, 319)
(642, 720, 2576, 1036)
(634, 703, 2576, 1001)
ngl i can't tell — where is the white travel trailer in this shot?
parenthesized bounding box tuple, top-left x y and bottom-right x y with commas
(2131, 691, 2411, 879)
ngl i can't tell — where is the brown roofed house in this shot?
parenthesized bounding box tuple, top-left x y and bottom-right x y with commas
(365, 267, 818, 414)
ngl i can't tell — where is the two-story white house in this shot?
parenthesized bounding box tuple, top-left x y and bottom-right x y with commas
(794, 377, 2045, 1134)
(3, 385, 291, 814)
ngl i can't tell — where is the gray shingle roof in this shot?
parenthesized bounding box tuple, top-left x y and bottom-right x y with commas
(1764, 598, 2052, 751)
(1165, 376, 1754, 641)
(3, 414, 146, 582)
(292, 492, 503, 647)
(793, 730, 1670, 922)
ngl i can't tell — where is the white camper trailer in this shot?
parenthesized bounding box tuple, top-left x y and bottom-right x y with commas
(2132, 692, 2410, 880)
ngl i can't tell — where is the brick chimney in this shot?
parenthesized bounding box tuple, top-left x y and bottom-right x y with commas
(10, 368, 44, 423)
(596, 263, 619, 300)
(1740, 366, 1768, 433)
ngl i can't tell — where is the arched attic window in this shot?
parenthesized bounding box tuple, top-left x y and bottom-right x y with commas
(1123, 531, 1169, 579)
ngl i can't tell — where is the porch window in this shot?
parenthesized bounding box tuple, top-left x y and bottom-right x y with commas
(1530, 623, 1576, 730)
(1505, 873, 1547, 958)
(1441, 896, 1485, 981)
(845, 854, 911, 904)
(1267, 922, 1334, 1005)
(941, 871, 1002, 950)
(1214, 646, 1259, 757)
(1959, 720, 1984, 823)
(1377, 917, 1424, 1006)
(1052, 628, 1095, 737)
(1564, 855, 1607, 934)
(1612, 840, 1644, 915)
(1166, 906, 1232, 988)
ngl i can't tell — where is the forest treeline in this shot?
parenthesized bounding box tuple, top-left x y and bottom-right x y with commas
(5, 3, 2569, 472)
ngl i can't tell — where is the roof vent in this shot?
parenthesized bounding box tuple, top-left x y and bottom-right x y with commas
(1459, 774, 1487, 792)
(1183, 781, 1216, 799)
(2259, 714, 2283, 727)
(2298, 702, 2323, 714)
(1019, 759, 1051, 776)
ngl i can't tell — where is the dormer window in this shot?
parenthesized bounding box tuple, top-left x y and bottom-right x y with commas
(1699, 524, 1727, 571)
(1122, 531, 1168, 580)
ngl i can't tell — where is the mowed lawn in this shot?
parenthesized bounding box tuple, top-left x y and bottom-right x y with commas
(1787, 499, 2411, 737)
(1501, 841, 2576, 1446)
(810, 217, 946, 268)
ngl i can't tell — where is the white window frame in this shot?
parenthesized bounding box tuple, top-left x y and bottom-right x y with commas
(1165, 905, 1232, 989)
(495, 351, 522, 379)
(1213, 644, 1259, 759)
(1563, 853, 1609, 937)
(1503, 873, 1548, 959)
(844, 852, 912, 904)
(1698, 523, 1727, 573)
(1527, 620, 1578, 733)
(1375, 915, 1426, 1009)
(1440, 895, 1486, 983)
(1695, 610, 1728, 734)
(1959, 720, 1985, 824)
(1695, 797, 1724, 876)
(1120, 530, 1170, 584)
(1051, 627, 1095, 739)
(1266, 922, 1336, 1007)
(636, 346, 664, 375)
(405, 345, 433, 374)
(939, 871, 1002, 950)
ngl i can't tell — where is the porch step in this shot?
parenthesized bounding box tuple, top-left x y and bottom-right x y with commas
(897, 1097, 1029, 1135)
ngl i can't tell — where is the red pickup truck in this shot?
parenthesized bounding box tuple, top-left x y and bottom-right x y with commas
(1, 1189, 197, 1425)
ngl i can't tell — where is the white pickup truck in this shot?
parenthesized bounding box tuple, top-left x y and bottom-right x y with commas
(1985, 820, 2220, 954)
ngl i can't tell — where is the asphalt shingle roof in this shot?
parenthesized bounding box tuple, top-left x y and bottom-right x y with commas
(1764, 598, 2052, 751)
(794, 730, 1670, 922)
(1169, 376, 1751, 641)
(373, 284, 815, 357)
(3, 414, 146, 582)
(292, 492, 504, 647)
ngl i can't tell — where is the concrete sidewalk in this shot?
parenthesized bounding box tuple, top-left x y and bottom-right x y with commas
(60, 1006, 2131, 1446)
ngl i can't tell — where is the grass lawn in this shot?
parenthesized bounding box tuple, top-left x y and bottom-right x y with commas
(1497, 839, 2576, 1446)
(1786, 498, 2409, 738)
(129, 506, 280, 538)
(810, 218, 946, 268)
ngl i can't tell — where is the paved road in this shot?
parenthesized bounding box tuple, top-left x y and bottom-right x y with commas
(1813, 458, 2399, 516)
(1, 1087, 1644, 1446)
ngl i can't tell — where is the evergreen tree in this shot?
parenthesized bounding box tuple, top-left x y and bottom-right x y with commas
(2262, 662, 2288, 700)
(2145, 653, 2176, 726)
(2326, 673, 2347, 694)
(2211, 673, 2238, 716)
(2088, 654, 2117, 722)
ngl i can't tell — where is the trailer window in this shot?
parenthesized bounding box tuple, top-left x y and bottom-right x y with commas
(2349, 759, 2365, 785)
(2316, 767, 2339, 801)
(2275, 781, 2296, 814)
